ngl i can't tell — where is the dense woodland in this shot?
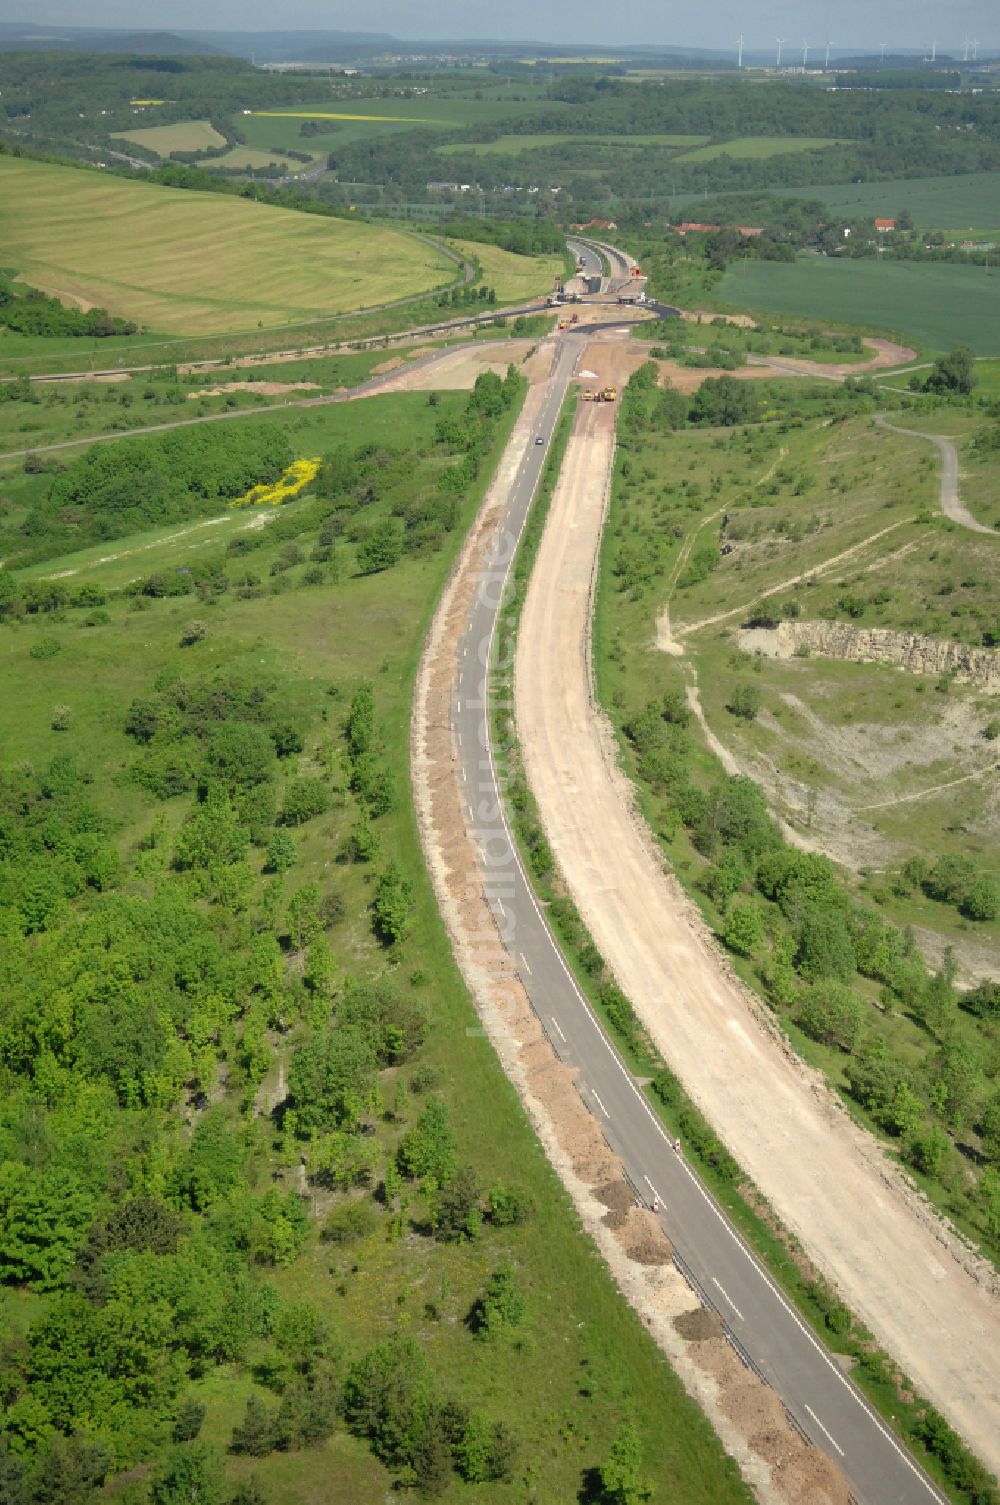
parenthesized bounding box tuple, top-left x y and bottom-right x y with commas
(0, 373, 562, 1503)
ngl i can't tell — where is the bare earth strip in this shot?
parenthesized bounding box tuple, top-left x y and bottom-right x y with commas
(411, 347, 848, 1504)
(514, 339, 1000, 1473)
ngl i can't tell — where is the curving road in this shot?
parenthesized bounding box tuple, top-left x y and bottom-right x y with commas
(876, 415, 998, 535)
(446, 317, 961, 1504)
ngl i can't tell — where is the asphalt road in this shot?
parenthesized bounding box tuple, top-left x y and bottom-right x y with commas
(450, 322, 950, 1505)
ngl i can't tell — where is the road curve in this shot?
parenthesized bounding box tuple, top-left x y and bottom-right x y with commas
(440, 322, 969, 1503)
(876, 415, 998, 535)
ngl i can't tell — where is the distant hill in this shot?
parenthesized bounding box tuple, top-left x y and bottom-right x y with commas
(0, 23, 220, 55)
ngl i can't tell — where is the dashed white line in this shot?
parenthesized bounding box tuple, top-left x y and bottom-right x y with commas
(519, 951, 531, 974)
(712, 1277, 745, 1322)
(804, 1404, 845, 1458)
(550, 1014, 566, 1041)
(496, 898, 505, 917)
(643, 1174, 663, 1205)
(592, 1090, 610, 1119)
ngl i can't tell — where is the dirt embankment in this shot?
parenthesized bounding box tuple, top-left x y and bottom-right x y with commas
(739, 619, 1000, 693)
(411, 335, 849, 1505)
(514, 338, 1000, 1474)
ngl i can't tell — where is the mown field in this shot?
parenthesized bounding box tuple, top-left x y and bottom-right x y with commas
(675, 135, 847, 161)
(0, 156, 455, 334)
(449, 239, 563, 303)
(113, 119, 228, 155)
(0, 382, 749, 1505)
(717, 255, 1000, 354)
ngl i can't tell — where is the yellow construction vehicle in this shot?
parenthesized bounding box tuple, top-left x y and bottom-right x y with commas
(602, 386, 617, 402)
(582, 388, 593, 401)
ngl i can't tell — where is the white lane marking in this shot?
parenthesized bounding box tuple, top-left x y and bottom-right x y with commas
(804, 1404, 845, 1458)
(519, 951, 531, 974)
(550, 1015, 566, 1041)
(470, 344, 950, 1505)
(592, 1091, 610, 1119)
(643, 1174, 663, 1204)
(456, 700, 461, 713)
(497, 898, 505, 917)
(712, 1278, 745, 1323)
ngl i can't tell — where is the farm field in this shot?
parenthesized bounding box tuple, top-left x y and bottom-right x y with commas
(246, 93, 569, 150)
(693, 172, 1000, 233)
(0, 385, 748, 1505)
(717, 255, 1000, 354)
(113, 119, 227, 154)
(436, 131, 710, 155)
(0, 156, 454, 334)
(449, 238, 563, 302)
(675, 135, 847, 161)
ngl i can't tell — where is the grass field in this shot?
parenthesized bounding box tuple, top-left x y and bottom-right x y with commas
(675, 135, 847, 161)
(201, 147, 320, 173)
(436, 131, 710, 155)
(0, 156, 454, 334)
(112, 119, 227, 154)
(717, 255, 1000, 353)
(0, 388, 750, 1505)
(450, 239, 563, 302)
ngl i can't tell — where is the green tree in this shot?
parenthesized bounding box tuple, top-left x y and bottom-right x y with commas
(150, 1444, 223, 1505)
(288, 1025, 377, 1135)
(722, 900, 764, 958)
(468, 1261, 525, 1340)
(264, 828, 296, 875)
(924, 346, 975, 395)
(599, 1423, 652, 1505)
(0, 1163, 94, 1289)
(796, 908, 855, 981)
(371, 861, 413, 945)
(727, 682, 761, 720)
(398, 1096, 457, 1184)
(357, 519, 404, 576)
(231, 1397, 278, 1458)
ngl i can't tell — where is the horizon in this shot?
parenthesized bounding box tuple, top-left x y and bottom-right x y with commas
(3, 3, 998, 53)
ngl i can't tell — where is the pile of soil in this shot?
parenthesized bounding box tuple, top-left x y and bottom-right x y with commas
(674, 1307, 725, 1342)
(720, 1378, 788, 1445)
(594, 1179, 635, 1212)
(771, 1443, 851, 1505)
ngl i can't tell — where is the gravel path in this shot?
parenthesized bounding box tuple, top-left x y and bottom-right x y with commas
(515, 338, 1000, 1474)
(875, 415, 998, 535)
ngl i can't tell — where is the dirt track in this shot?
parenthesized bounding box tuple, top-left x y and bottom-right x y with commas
(876, 415, 999, 535)
(514, 337, 1000, 1473)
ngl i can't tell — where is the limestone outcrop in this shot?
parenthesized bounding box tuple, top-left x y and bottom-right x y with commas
(738, 619, 1000, 694)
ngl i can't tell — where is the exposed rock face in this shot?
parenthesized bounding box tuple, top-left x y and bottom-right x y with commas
(738, 620, 1000, 694)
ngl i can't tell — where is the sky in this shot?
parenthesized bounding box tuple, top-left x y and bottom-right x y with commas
(6, 0, 997, 51)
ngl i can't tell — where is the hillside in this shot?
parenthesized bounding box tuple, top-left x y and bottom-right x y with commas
(0, 157, 454, 335)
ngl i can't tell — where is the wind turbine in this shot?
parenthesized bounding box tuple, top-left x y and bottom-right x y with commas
(972, 40, 980, 61)
(825, 39, 833, 68)
(737, 32, 744, 69)
(963, 36, 970, 62)
(801, 38, 809, 68)
(776, 37, 785, 67)
(879, 41, 887, 63)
